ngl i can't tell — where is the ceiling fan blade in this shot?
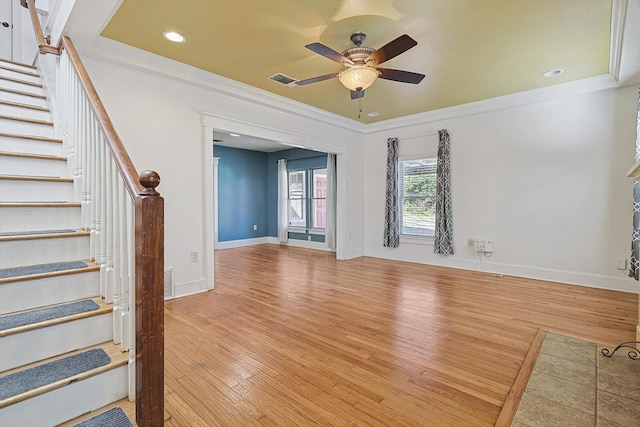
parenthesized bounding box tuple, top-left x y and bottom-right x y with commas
(350, 89, 365, 100)
(305, 42, 354, 66)
(365, 34, 417, 66)
(295, 72, 339, 86)
(377, 68, 425, 84)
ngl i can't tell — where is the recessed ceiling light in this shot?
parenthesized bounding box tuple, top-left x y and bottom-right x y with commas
(367, 112, 379, 117)
(542, 69, 563, 78)
(229, 133, 240, 137)
(163, 31, 186, 43)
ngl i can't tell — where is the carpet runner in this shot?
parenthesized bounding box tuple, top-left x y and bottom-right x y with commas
(73, 407, 133, 427)
(0, 260, 88, 279)
(0, 299, 99, 331)
(0, 348, 110, 400)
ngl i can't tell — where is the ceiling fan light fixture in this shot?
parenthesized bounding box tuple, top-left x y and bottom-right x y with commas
(338, 66, 379, 91)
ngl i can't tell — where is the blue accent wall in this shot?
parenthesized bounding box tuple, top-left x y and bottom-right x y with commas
(267, 148, 327, 241)
(214, 145, 269, 242)
(214, 146, 327, 243)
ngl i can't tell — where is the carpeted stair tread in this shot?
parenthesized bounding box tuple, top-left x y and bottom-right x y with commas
(73, 407, 133, 427)
(0, 229, 76, 237)
(0, 260, 88, 279)
(0, 299, 99, 331)
(0, 348, 111, 400)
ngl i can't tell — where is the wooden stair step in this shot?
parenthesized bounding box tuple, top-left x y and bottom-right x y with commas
(59, 399, 136, 427)
(0, 75, 43, 88)
(0, 342, 127, 409)
(0, 87, 46, 100)
(0, 175, 72, 183)
(58, 398, 138, 427)
(0, 260, 98, 285)
(0, 65, 40, 79)
(0, 202, 80, 207)
(0, 59, 37, 70)
(0, 297, 108, 338)
(0, 229, 87, 242)
(0, 132, 62, 143)
(0, 115, 53, 126)
(0, 151, 66, 161)
(0, 100, 49, 112)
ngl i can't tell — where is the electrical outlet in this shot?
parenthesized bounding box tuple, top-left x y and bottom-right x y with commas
(616, 259, 627, 270)
(474, 239, 493, 252)
(253, 224, 257, 231)
(190, 251, 198, 262)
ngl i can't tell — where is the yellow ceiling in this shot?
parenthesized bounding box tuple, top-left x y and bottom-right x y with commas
(101, 0, 611, 124)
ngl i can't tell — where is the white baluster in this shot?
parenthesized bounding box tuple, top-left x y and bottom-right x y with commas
(99, 136, 107, 298)
(126, 195, 136, 399)
(76, 77, 87, 222)
(112, 163, 125, 344)
(104, 157, 115, 304)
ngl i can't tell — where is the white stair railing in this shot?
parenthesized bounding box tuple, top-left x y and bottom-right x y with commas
(56, 45, 137, 398)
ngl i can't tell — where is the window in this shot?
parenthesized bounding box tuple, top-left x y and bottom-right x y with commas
(288, 170, 306, 227)
(399, 158, 437, 237)
(312, 168, 327, 229)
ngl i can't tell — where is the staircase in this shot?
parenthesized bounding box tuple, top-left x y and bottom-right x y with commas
(0, 57, 131, 426)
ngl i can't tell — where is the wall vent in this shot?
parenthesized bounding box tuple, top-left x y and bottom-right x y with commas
(268, 73, 297, 87)
(164, 268, 175, 300)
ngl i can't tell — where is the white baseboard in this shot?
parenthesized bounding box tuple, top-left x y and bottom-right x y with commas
(282, 238, 333, 252)
(363, 248, 637, 293)
(217, 237, 273, 249)
(173, 278, 208, 298)
(342, 247, 364, 260)
(218, 236, 336, 252)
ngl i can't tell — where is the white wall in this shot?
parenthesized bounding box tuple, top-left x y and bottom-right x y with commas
(363, 85, 638, 292)
(81, 55, 363, 296)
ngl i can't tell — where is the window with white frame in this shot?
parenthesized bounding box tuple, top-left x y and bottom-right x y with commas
(399, 158, 437, 237)
(288, 170, 306, 227)
(311, 168, 327, 229)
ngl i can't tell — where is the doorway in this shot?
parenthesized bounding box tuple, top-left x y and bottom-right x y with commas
(202, 113, 349, 291)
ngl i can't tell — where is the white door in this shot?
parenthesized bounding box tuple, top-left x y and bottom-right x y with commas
(0, 0, 13, 60)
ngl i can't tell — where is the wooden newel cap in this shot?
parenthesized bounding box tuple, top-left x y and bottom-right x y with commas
(139, 170, 161, 196)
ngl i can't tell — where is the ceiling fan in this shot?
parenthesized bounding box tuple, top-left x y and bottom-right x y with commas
(295, 32, 425, 100)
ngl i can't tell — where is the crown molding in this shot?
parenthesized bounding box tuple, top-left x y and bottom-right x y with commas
(83, 36, 368, 134)
(83, 36, 623, 137)
(362, 74, 619, 134)
(610, 0, 628, 81)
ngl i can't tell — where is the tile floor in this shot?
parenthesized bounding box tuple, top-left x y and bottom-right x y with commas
(512, 332, 640, 427)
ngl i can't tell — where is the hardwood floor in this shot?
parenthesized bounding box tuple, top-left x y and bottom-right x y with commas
(162, 245, 637, 426)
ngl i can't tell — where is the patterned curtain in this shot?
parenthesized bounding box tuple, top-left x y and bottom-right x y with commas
(630, 91, 640, 280)
(434, 129, 454, 254)
(383, 137, 400, 248)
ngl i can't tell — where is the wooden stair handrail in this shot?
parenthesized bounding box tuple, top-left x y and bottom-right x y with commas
(60, 36, 144, 198)
(20, 0, 60, 55)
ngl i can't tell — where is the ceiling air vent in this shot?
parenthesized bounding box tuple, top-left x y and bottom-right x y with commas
(268, 73, 297, 87)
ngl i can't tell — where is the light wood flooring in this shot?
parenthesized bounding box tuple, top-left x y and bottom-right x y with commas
(158, 245, 636, 426)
